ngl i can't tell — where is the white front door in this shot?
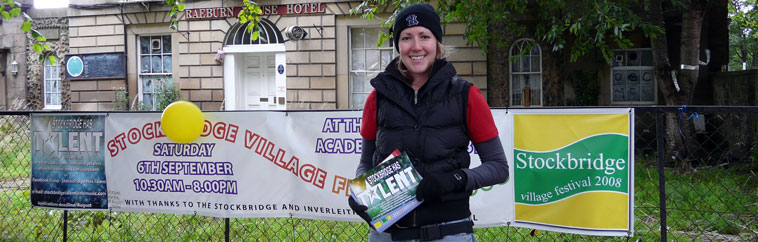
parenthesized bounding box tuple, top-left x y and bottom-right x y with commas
(243, 54, 277, 110)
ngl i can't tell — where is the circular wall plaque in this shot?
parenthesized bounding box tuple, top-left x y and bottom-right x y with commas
(67, 56, 84, 77)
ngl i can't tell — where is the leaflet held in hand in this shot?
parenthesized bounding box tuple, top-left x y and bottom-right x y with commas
(349, 150, 423, 232)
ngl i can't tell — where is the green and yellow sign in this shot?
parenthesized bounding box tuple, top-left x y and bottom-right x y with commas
(512, 109, 633, 236)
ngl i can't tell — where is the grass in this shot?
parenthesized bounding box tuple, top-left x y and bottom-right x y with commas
(1, 157, 755, 241)
(0, 116, 31, 180)
(629, 157, 758, 241)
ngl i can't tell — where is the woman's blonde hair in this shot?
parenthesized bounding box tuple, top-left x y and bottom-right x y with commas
(396, 42, 450, 79)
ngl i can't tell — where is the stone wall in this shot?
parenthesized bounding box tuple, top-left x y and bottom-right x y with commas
(0, 14, 29, 110)
(712, 70, 758, 105)
(175, 11, 226, 111)
(444, 23, 488, 100)
(25, 17, 70, 110)
(281, 11, 337, 110)
(67, 7, 128, 111)
(712, 70, 758, 161)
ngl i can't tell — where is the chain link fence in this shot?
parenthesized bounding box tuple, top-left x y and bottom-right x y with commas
(1, 107, 756, 241)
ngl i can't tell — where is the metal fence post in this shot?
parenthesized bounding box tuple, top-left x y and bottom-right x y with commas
(656, 112, 668, 241)
(225, 218, 230, 242)
(63, 210, 68, 242)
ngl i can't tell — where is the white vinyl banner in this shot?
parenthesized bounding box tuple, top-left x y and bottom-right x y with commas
(105, 111, 514, 227)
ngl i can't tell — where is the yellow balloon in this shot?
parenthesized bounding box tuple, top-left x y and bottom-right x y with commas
(161, 101, 204, 144)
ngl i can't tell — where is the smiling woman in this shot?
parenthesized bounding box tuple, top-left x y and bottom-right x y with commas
(349, 3, 509, 242)
(34, 0, 69, 9)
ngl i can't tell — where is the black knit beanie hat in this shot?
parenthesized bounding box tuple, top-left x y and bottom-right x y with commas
(392, 3, 442, 52)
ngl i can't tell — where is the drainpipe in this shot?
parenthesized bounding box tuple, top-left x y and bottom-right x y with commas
(120, 4, 129, 107)
(4, 75, 7, 109)
(4, 54, 8, 110)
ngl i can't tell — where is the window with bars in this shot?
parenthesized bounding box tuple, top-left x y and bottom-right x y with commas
(509, 39, 542, 107)
(43, 56, 62, 109)
(611, 49, 656, 104)
(349, 27, 393, 109)
(138, 35, 173, 110)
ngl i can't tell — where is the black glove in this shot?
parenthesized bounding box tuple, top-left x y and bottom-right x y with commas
(348, 196, 374, 229)
(416, 169, 468, 202)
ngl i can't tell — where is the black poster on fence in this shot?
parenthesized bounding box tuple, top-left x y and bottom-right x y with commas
(30, 113, 108, 210)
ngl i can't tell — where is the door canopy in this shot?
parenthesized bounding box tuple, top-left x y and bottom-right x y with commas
(224, 18, 285, 46)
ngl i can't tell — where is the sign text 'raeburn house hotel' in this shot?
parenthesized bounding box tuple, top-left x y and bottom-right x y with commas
(184, 3, 327, 20)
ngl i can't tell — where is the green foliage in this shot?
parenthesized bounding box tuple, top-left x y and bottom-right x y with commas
(634, 157, 758, 238)
(752, 136, 758, 165)
(134, 81, 182, 111)
(165, 0, 261, 41)
(113, 87, 129, 111)
(6, 0, 260, 64)
(0, 128, 30, 179)
(239, 0, 263, 41)
(152, 81, 182, 111)
(166, 0, 186, 31)
(1, 1, 54, 63)
(436, 0, 524, 55)
(112, 81, 181, 111)
(349, 0, 426, 47)
(731, 0, 758, 36)
(566, 70, 600, 106)
(0, 116, 31, 180)
(351, 0, 664, 63)
(728, 0, 758, 70)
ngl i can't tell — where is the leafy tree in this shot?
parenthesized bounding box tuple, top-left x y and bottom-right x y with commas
(729, 0, 757, 70)
(166, 0, 262, 41)
(351, 0, 662, 106)
(353, 0, 722, 164)
(1, 0, 261, 63)
(165, 0, 186, 31)
(1, 0, 53, 63)
(646, 0, 718, 163)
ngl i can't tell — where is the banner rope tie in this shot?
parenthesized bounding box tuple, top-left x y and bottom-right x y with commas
(677, 105, 699, 137)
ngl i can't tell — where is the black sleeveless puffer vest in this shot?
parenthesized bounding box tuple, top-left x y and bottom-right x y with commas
(370, 58, 473, 227)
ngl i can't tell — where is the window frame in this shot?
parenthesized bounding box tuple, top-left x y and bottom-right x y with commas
(43, 56, 62, 110)
(509, 38, 543, 107)
(610, 48, 657, 105)
(348, 26, 394, 109)
(137, 35, 174, 111)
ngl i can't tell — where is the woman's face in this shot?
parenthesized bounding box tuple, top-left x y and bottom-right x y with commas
(398, 26, 437, 79)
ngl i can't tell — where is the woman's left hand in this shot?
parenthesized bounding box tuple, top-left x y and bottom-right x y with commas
(416, 170, 467, 201)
